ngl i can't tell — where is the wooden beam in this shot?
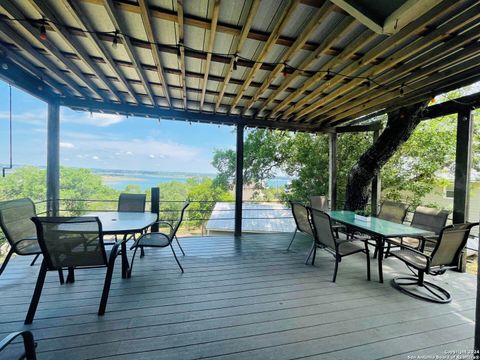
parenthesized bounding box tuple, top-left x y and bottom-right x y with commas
(234, 123, 245, 236)
(103, 0, 158, 106)
(328, 133, 337, 210)
(422, 92, 480, 119)
(334, 122, 383, 133)
(242, 1, 333, 113)
(138, 0, 172, 107)
(62, 0, 142, 104)
(28, 0, 123, 103)
(370, 129, 381, 215)
(1, 0, 111, 101)
(255, 16, 358, 116)
(176, 0, 187, 109)
(383, 0, 442, 35)
(200, 0, 220, 111)
(229, 0, 300, 113)
(294, 1, 479, 121)
(215, 0, 260, 113)
(329, 0, 383, 34)
(46, 101, 60, 216)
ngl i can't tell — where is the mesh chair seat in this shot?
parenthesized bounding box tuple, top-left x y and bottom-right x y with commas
(135, 233, 170, 247)
(389, 248, 428, 270)
(14, 238, 41, 255)
(337, 240, 365, 256)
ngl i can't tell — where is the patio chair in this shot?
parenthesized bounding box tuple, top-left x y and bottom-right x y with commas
(0, 330, 37, 359)
(386, 206, 449, 254)
(25, 217, 121, 324)
(310, 195, 344, 237)
(118, 193, 146, 212)
(129, 201, 189, 275)
(0, 198, 42, 276)
(308, 207, 370, 283)
(389, 222, 478, 303)
(286, 201, 314, 251)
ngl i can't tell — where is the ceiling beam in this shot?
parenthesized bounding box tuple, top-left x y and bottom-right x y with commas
(200, 0, 220, 111)
(138, 0, 172, 107)
(176, 0, 187, 109)
(215, 0, 260, 113)
(62, 0, 142, 105)
(329, 0, 383, 34)
(103, 0, 158, 106)
(421, 92, 480, 119)
(229, 0, 301, 114)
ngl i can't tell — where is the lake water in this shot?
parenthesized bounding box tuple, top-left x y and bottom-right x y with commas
(101, 173, 291, 191)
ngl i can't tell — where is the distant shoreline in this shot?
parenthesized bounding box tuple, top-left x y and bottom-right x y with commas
(101, 175, 145, 183)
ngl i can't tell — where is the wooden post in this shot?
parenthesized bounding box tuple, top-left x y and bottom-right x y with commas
(150, 187, 160, 232)
(46, 101, 60, 216)
(234, 123, 244, 237)
(371, 129, 381, 215)
(328, 133, 337, 210)
(453, 108, 473, 272)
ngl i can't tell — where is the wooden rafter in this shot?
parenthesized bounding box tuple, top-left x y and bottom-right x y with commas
(103, 0, 158, 106)
(298, 1, 480, 122)
(176, 0, 187, 108)
(138, 0, 172, 107)
(229, 0, 301, 114)
(62, 0, 142, 105)
(269, 28, 376, 118)
(28, 0, 123, 103)
(214, 0, 260, 113)
(1, 0, 108, 101)
(241, 1, 333, 114)
(200, 0, 220, 111)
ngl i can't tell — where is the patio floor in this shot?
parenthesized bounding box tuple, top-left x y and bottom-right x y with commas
(0, 232, 476, 359)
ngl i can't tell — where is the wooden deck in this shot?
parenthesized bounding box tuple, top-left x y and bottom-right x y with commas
(0, 233, 476, 360)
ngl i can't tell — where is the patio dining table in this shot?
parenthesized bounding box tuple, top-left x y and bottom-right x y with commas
(85, 211, 158, 279)
(327, 210, 434, 283)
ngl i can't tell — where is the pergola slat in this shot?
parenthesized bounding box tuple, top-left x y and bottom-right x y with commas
(176, 0, 187, 109)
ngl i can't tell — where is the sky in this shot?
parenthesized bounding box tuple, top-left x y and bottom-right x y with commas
(0, 81, 236, 174)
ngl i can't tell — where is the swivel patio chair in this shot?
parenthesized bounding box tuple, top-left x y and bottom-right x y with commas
(0, 330, 37, 359)
(129, 201, 189, 275)
(25, 217, 121, 324)
(0, 198, 42, 276)
(389, 222, 478, 303)
(308, 207, 370, 283)
(286, 201, 314, 252)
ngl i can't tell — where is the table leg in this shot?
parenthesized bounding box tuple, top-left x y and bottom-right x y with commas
(377, 236, 384, 283)
(121, 234, 129, 279)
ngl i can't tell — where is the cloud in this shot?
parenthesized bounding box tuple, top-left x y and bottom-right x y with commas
(92, 155, 99, 160)
(0, 110, 47, 126)
(60, 142, 75, 149)
(61, 110, 127, 127)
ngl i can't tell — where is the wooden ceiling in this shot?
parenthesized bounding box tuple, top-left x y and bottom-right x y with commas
(0, 0, 479, 132)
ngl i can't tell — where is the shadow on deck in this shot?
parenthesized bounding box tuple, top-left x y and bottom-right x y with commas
(0, 233, 476, 359)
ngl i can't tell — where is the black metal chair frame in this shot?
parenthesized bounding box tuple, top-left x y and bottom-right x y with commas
(25, 217, 121, 324)
(129, 201, 189, 275)
(286, 201, 314, 251)
(308, 207, 371, 283)
(0, 330, 37, 360)
(389, 222, 478, 303)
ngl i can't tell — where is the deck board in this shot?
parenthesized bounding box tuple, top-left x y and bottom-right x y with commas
(0, 233, 476, 359)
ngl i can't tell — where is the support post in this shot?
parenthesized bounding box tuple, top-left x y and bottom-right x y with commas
(46, 101, 60, 216)
(150, 187, 160, 232)
(453, 108, 473, 272)
(328, 133, 337, 210)
(371, 130, 381, 215)
(234, 123, 244, 237)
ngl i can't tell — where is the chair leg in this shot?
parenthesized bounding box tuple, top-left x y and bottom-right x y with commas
(286, 228, 297, 251)
(311, 245, 317, 266)
(140, 246, 145, 258)
(175, 236, 185, 256)
(25, 261, 48, 324)
(58, 269, 64, 285)
(98, 261, 115, 316)
(169, 244, 184, 273)
(305, 242, 315, 264)
(127, 246, 139, 278)
(30, 254, 40, 266)
(0, 248, 13, 276)
(332, 256, 340, 283)
(66, 267, 75, 283)
(365, 243, 371, 281)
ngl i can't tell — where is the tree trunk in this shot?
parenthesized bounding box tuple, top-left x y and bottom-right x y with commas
(344, 101, 429, 211)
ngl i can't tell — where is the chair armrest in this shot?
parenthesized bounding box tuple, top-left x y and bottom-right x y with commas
(156, 220, 174, 230)
(108, 242, 121, 264)
(0, 330, 37, 359)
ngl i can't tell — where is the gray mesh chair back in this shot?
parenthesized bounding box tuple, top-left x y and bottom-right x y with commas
(168, 201, 190, 240)
(290, 202, 313, 236)
(377, 200, 408, 223)
(25, 216, 120, 324)
(430, 223, 474, 267)
(411, 206, 449, 234)
(0, 198, 41, 276)
(118, 193, 146, 212)
(310, 196, 328, 211)
(31, 217, 107, 269)
(309, 208, 336, 250)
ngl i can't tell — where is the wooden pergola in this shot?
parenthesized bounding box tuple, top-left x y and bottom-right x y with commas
(0, 0, 480, 349)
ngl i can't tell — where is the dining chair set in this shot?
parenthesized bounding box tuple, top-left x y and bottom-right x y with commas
(288, 196, 478, 303)
(0, 195, 189, 324)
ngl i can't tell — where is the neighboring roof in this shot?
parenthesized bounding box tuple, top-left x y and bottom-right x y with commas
(0, 1, 479, 131)
(206, 202, 296, 233)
